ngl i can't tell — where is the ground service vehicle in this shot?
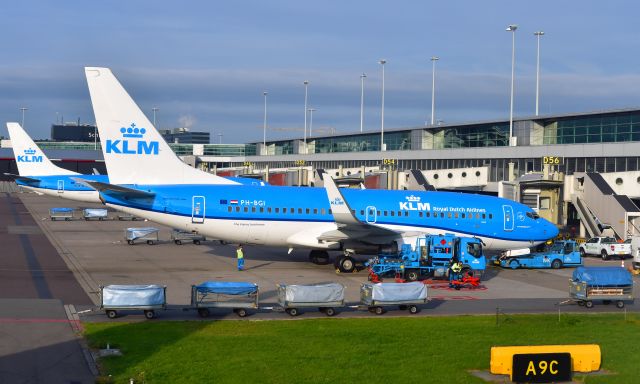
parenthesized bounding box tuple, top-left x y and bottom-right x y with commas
(496, 240, 582, 269)
(579, 237, 631, 260)
(367, 234, 485, 281)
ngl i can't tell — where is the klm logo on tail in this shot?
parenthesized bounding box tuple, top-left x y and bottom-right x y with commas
(105, 123, 159, 155)
(17, 148, 43, 163)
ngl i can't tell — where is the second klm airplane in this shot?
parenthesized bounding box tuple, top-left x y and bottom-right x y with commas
(83, 67, 558, 272)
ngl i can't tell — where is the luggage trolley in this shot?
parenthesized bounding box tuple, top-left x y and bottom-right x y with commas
(171, 229, 206, 245)
(83, 208, 108, 221)
(125, 227, 159, 245)
(569, 267, 634, 309)
(360, 282, 428, 315)
(190, 281, 259, 317)
(277, 283, 345, 316)
(100, 284, 167, 319)
(49, 207, 74, 221)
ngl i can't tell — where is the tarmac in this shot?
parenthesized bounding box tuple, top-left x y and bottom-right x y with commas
(0, 191, 638, 382)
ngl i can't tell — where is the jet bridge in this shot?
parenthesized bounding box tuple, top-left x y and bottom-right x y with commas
(572, 173, 640, 240)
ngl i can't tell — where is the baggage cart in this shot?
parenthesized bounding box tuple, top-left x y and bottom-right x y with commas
(569, 267, 634, 308)
(360, 282, 428, 315)
(171, 229, 206, 245)
(100, 284, 166, 319)
(190, 281, 259, 317)
(125, 227, 159, 245)
(83, 208, 108, 221)
(277, 283, 345, 316)
(49, 207, 74, 221)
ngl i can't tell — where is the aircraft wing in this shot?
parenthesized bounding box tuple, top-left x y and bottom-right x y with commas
(320, 175, 400, 244)
(73, 178, 155, 200)
(3, 173, 41, 185)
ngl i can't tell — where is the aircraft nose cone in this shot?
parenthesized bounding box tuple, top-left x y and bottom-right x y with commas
(544, 220, 559, 238)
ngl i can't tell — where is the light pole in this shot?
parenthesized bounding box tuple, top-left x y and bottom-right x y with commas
(430, 56, 439, 125)
(20, 107, 27, 127)
(360, 73, 366, 133)
(534, 31, 544, 116)
(506, 24, 518, 147)
(217, 133, 223, 144)
(379, 59, 386, 151)
(308, 108, 316, 137)
(263, 91, 268, 155)
(303, 80, 309, 153)
(152, 107, 159, 127)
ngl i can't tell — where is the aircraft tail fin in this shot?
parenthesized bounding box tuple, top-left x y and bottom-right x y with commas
(6, 122, 78, 177)
(84, 67, 238, 186)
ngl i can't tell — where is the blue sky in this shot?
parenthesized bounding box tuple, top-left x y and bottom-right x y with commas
(1, 1, 639, 143)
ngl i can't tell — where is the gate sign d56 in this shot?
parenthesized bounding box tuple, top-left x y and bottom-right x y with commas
(512, 353, 571, 383)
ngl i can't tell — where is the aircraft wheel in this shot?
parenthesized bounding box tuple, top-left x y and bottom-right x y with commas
(338, 256, 355, 273)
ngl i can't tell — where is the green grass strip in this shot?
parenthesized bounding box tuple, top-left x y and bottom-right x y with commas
(85, 313, 640, 383)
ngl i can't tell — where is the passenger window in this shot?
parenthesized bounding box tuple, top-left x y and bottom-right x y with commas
(244, 207, 248, 213)
(228, 206, 232, 212)
(275, 208, 280, 213)
(440, 213, 445, 218)
(298, 208, 302, 214)
(235, 206, 240, 212)
(447, 213, 452, 219)
(360, 210, 364, 215)
(475, 213, 480, 219)
(454, 213, 459, 218)
(488, 214, 493, 219)
(290, 208, 294, 213)
(252, 207, 256, 213)
(314, 209, 318, 214)
(321, 208, 326, 215)
(268, 207, 272, 213)
(391, 211, 395, 216)
(351, 210, 356, 215)
(306, 208, 310, 214)
(398, 211, 402, 216)
(329, 209, 332, 214)
(377, 211, 381, 216)
(384, 211, 388, 216)
(404, 211, 409, 217)
(482, 214, 486, 219)
(419, 212, 423, 218)
(461, 213, 465, 218)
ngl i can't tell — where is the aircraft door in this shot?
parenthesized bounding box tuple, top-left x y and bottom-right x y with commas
(57, 180, 64, 194)
(192, 196, 205, 223)
(365, 206, 377, 223)
(502, 205, 514, 231)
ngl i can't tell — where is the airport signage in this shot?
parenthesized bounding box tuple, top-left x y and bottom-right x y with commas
(243, 162, 255, 167)
(542, 156, 563, 165)
(382, 158, 397, 165)
(511, 353, 571, 383)
(294, 160, 306, 166)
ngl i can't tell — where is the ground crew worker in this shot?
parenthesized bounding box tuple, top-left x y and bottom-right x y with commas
(449, 258, 462, 287)
(237, 245, 244, 271)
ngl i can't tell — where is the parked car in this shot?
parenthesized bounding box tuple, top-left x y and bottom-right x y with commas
(579, 237, 631, 260)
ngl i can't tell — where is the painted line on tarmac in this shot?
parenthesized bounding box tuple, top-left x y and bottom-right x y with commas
(0, 318, 83, 324)
(431, 296, 478, 300)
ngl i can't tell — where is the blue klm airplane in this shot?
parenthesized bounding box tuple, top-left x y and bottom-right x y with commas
(5, 122, 266, 204)
(83, 67, 558, 272)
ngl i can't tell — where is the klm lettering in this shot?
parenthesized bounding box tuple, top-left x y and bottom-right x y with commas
(399, 202, 431, 211)
(106, 140, 159, 155)
(17, 155, 43, 163)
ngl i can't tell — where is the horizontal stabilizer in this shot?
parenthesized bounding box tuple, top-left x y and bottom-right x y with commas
(73, 178, 155, 200)
(3, 173, 41, 185)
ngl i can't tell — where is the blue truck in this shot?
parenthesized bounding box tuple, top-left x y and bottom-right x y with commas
(495, 240, 582, 270)
(367, 234, 485, 281)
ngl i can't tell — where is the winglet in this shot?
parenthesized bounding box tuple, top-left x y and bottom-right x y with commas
(323, 175, 360, 226)
(6, 122, 78, 177)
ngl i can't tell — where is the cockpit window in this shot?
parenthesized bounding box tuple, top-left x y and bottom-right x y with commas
(526, 212, 540, 220)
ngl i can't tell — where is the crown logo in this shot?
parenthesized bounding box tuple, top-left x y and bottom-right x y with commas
(120, 123, 147, 138)
(24, 148, 37, 155)
(406, 195, 420, 202)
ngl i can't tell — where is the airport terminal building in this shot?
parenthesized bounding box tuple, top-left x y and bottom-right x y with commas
(2, 107, 640, 239)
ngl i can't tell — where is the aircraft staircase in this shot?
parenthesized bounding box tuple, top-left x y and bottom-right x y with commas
(572, 173, 640, 239)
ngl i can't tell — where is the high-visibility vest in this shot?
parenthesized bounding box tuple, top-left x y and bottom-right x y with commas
(451, 263, 462, 272)
(237, 249, 244, 259)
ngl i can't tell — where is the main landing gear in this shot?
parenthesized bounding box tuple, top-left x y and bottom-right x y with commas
(335, 254, 356, 273)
